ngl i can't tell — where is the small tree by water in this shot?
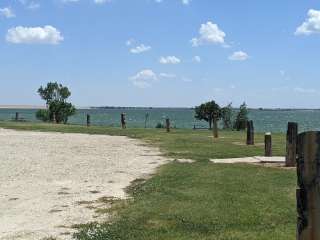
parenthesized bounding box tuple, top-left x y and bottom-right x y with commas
(36, 82, 76, 124)
(234, 102, 248, 131)
(195, 100, 221, 129)
(221, 103, 233, 129)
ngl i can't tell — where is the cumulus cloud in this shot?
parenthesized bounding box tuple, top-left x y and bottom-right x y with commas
(191, 21, 226, 47)
(228, 51, 249, 61)
(0, 7, 15, 18)
(94, 0, 111, 4)
(181, 0, 191, 5)
(6, 26, 64, 45)
(155, 0, 191, 4)
(295, 9, 320, 35)
(159, 56, 181, 64)
(129, 69, 158, 88)
(130, 44, 151, 54)
(159, 73, 176, 78)
(193, 56, 201, 63)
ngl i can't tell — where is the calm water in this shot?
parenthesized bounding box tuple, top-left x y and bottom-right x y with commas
(1, 108, 320, 133)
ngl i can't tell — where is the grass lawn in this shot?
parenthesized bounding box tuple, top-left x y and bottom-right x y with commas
(0, 121, 296, 239)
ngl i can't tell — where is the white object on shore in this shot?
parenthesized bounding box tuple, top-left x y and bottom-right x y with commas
(210, 156, 285, 164)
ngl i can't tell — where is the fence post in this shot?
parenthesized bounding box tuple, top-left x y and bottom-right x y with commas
(15, 112, 19, 121)
(86, 114, 91, 127)
(166, 118, 170, 132)
(246, 120, 254, 145)
(121, 113, 126, 129)
(297, 131, 320, 240)
(265, 132, 272, 157)
(286, 122, 298, 167)
(213, 118, 218, 138)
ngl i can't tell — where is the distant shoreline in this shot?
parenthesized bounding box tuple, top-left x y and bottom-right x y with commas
(0, 105, 320, 111)
(0, 105, 46, 109)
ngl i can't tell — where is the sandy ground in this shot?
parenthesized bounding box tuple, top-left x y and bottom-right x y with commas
(0, 129, 170, 240)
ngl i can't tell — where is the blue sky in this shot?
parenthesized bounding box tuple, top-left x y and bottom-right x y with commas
(0, 0, 320, 108)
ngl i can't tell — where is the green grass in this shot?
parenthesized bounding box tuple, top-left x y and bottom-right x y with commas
(0, 121, 296, 239)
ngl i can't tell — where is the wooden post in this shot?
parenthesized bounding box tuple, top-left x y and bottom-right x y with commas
(213, 118, 218, 138)
(15, 112, 19, 121)
(286, 122, 298, 167)
(264, 132, 272, 157)
(246, 120, 254, 145)
(121, 113, 126, 129)
(297, 131, 320, 240)
(165, 118, 170, 132)
(86, 114, 91, 127)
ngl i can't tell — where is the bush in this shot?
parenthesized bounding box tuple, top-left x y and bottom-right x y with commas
(155, 122, 164, 128)
(36, 109, 50, 122)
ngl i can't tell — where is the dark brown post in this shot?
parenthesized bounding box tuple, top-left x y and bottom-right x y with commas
(165, 118, 170, 132)
(213, 118, 218, 138)
(286, 122, 298, 167)
(86, 114, 90, 127)
(297, 131, 320, 240)
(121, 113, 126, 129)
(264, 132, 272, 157)
(15, 112, 19, 121)
(246, 120, 254, 145)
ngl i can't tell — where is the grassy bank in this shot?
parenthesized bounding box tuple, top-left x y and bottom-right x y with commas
(0, 121, 286, 160)
(0, 122, 296, 239)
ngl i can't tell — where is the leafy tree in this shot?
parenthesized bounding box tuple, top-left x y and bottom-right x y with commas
(36, 82, 76, 124)
(195, 100, 221, 129)
(234, 102, 249, 131)
(221, 103, 233, 129)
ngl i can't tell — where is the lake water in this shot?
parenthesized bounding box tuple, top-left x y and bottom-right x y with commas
(0, 108, 320, 133)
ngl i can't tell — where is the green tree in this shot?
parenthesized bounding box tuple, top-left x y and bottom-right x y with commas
(195, 100, 221, 129)
(36, 82, 76, 124)
(221, 103, 233, 129)
(234, 102, 249, 131)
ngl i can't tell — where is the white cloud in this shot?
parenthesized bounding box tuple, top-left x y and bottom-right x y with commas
(193, 56, 201, 63)
(6, 26, 64, 45)
(159, 73, 176, 78)
(295, 9, 320, 35)
(94, 0, 111, 4)
(129, 69, 158, 88)
(126, 38, 134, 46)
(62, 0, 80, 3)
(155, 0, 191, 4)
(228, 51, 249, 61)
(181, 0, 191, 5)
(294, 87, 317, 94)
(0, 7, 15, 18)
(159, 56, 181, 64)
(191, 21, 226, 47)
(130, 44, 151, 54)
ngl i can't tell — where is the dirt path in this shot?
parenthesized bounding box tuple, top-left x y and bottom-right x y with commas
(0, 129, 170, 240)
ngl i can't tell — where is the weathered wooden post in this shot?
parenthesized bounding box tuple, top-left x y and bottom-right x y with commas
(121, 113, 126, 129)
(15, 112, 19, 121)
(165, 118, 170, 132)
(213, 117, 218, 138)
(286, 122, 298, 167)
(264, 132, 272, 157)
(86, 114, 91, 127)
(297, 131, 320, 240)
(246, 120, 254, 145)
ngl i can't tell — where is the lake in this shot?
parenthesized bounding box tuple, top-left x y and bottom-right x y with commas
(0, 108, 319, 133)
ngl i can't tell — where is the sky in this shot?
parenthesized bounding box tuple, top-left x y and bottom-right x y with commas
(0, 0, 320, 108)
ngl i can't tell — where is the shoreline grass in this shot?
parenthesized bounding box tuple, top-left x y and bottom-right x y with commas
(0, 121, 295, 239)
